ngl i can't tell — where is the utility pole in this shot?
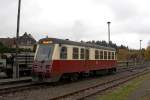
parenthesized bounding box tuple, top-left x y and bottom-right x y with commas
(107, 21, 111, 45)
(13, 0, 21, 78)
(140, 40, 142, 63)
(140, 40, 142, 51)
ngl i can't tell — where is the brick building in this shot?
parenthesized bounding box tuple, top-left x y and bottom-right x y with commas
(0, 38, 15, 48)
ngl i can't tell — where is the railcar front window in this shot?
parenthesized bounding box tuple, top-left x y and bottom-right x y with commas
(35, 45, 52, 61)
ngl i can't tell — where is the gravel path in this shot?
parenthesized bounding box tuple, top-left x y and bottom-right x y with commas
(0, 71, 137, 100)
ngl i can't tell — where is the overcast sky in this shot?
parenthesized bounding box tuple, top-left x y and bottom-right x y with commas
(0, 0, 150, 49)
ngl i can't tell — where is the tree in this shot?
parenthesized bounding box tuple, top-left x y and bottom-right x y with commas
(117, 48, 129, 61)
(144, 46, 150, 60)
(0, 42, 17, 53)
(0, 42, 7, 53)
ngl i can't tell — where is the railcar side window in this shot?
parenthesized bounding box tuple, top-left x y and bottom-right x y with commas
(114, 52, 116, 60)
(95, 50, 99, 59)
(104, 51, 107, 60)
(85, 49, 89, 60)
(100, 51, 103, 59)
(80, 48, 85, 59)
(108, 52, 111, 59)
(73, 48, 79, 59)
(112, 52, 115, 60)
(60, 47, 67, 59)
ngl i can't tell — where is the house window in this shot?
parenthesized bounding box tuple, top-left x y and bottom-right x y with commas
(80, 48, 85, 59)
(27, 40, 31, 44)
(104, 51, 107, 60)
(95, 50, 99, 59)
(73, 48, 79, 59)
(60, 47, 67, 59)
(100, 51, 103, 59)
(21, 42, 24, 45)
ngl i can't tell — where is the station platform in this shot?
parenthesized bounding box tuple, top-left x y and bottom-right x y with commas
(0, 77, 32, 85)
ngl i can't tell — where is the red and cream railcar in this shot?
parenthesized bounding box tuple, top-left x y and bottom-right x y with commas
(32, 38, 117, 82)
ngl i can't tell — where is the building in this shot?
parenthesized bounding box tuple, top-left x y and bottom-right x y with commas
(18, 32, 36, 50)
(0, 38, 15, 48)
(0, 32, 36, 51)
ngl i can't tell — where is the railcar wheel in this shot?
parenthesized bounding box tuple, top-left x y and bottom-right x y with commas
(108, 68, 116, 74)
(60, 74, 70, 82)
(69, 73, 79, 82)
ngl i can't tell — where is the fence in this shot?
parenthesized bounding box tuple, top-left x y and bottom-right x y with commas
(16, 53, 34, 70)
(0, 53, 35, 77)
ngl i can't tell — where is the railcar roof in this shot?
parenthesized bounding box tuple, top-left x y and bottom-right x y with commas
(39, 38, 116, 51)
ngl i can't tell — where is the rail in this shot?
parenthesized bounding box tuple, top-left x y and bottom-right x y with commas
(0, 64, 149, 97)
(49, 67, 150, 100)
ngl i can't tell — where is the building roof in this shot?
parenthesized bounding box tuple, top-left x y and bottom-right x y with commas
(18, 32, 36, 46)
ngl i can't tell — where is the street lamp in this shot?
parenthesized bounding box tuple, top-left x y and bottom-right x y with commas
(107, 21, 111, 45)
(13, 0, 21, 78)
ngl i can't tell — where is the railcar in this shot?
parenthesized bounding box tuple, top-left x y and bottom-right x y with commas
(32, 38, 117, 82)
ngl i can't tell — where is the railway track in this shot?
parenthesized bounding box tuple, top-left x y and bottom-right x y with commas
(0, 82, 41, 95)
(48, 67, 150, 100)
(0, 64, 149, 98)
(117, 63, 149, 72)
(0, 78, 31, 86)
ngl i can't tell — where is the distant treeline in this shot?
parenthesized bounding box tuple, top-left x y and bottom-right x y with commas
(85, 40, 127, 49)
(84, 40, 150, 61)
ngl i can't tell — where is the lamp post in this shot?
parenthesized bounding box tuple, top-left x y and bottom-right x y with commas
(13, 0, 21, 78)
(107, 21, 111, 45)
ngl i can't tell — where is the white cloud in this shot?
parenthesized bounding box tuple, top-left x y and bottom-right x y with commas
(0, 0, 150, 49)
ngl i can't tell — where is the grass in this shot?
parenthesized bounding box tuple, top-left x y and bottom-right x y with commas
(141, 95, 150, 100)
(97, 73, 150, 100)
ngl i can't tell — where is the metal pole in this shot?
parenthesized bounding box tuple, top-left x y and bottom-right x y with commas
(13, 0, 21, 79)
(140, 40, 142, 51)
(107, 21, 111, 44)
(140, 40, 142, 63)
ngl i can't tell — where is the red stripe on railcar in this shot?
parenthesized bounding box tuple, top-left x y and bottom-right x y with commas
(51, 60, 117, 74)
